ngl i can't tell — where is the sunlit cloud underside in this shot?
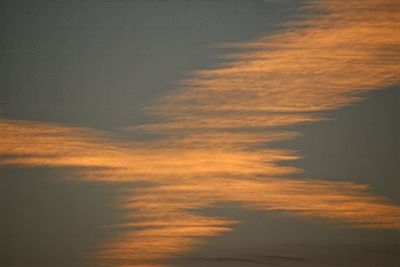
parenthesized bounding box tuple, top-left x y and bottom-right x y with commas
(1, 0, 400, 266)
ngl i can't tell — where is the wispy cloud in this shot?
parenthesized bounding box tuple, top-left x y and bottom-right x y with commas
(1, 0, 400, 266)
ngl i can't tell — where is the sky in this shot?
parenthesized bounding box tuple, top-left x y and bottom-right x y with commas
(1, 0, 399, 267)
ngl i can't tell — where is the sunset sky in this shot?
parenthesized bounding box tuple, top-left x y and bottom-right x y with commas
(1, 1, 399, 267)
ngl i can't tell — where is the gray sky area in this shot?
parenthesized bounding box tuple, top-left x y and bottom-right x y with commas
(0, 0, 303, 128)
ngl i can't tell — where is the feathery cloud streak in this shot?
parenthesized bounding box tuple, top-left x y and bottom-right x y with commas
(1, 0, 400, 266)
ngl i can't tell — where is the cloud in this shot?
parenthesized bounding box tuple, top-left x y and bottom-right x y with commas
(1, 0, 400, 266)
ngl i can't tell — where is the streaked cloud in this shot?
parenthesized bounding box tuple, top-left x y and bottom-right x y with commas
(1, 0, 400, 266)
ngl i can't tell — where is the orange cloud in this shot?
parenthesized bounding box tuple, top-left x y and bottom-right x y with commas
(1, 0, 400, 266)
